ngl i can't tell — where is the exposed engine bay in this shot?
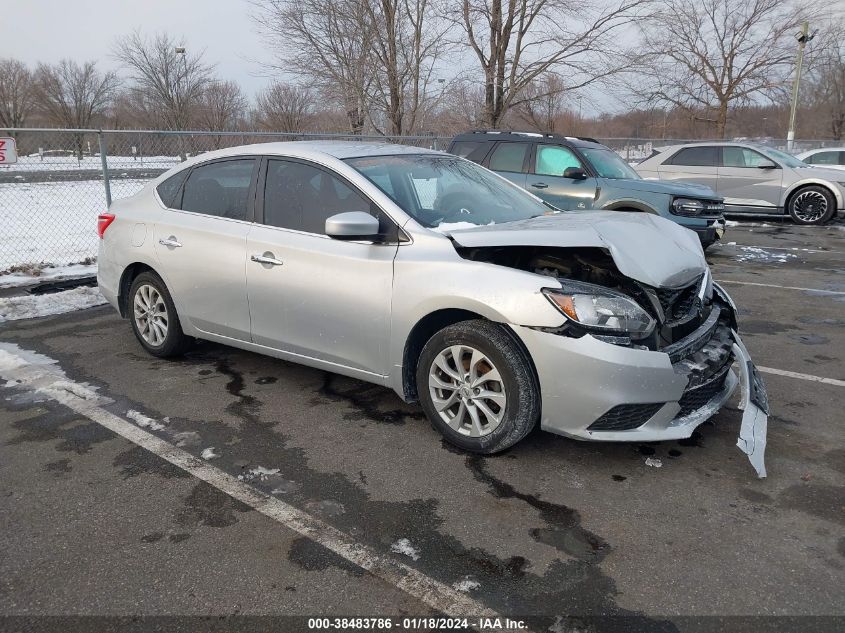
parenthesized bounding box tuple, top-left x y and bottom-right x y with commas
(454, 244, 730, 350)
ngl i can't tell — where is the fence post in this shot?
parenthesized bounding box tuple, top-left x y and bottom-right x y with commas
(98, 131, 112, 207)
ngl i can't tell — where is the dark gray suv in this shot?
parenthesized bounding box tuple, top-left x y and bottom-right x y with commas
(449, 131, 726, 247)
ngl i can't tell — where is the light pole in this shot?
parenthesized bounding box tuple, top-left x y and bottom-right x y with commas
(786, 22, 817, 151)
(175, 47, 188, 160)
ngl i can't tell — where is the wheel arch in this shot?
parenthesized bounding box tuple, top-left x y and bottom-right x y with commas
(601, 199, 659, 214)
(400, 308, 539, 405)
(117, 262, 161, 318)
(783, 180, 842, 212)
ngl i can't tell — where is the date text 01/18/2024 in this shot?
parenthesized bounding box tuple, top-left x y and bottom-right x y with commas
(307, 618, 528, 630)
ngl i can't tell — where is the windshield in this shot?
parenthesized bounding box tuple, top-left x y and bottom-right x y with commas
(759, 146, 809, 168)
(581, 148, 641, 180)
(344, 154, 557, 229)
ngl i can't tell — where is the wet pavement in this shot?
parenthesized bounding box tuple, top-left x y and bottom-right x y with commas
(1, 219, 843, 631)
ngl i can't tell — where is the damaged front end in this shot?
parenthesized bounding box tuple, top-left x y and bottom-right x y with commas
(454, 243, 769, 477)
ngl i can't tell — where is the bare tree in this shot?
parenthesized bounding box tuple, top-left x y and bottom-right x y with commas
(364, 0, 449, 135)
(35, 60, 119, 158)
(113, 31, 214, 132)
(255, 82, 315, 132)
(252, 0, 373, 134)
(0, 58, 37, 131)
(196, 80, 248, 131)
(634, 0, 807, 138)
(455, 0, 650, 128)
(806, 19, 845, 140)
(512, 74, 567, 131)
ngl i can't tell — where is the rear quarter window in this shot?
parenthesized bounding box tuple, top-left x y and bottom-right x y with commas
(156, 170, 189, 208)
(449, 140, 492, 163)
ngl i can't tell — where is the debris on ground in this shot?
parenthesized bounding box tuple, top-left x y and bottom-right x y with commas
(644, 457, 663, 468)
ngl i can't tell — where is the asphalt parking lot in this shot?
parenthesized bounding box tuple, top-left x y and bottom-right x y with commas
(1, 219, 843, 632)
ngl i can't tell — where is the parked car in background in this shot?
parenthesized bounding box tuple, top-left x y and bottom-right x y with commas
(97, 141, 767, 475)
(796, 147, 845, 171)
(636, 142, 845, 225)
(448, 131, 726, 248)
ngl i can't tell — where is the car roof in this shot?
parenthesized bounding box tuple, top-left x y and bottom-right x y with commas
(177, 140, 444, 165)
(797, 147, 845, 154)
(450, 130, 606, 149)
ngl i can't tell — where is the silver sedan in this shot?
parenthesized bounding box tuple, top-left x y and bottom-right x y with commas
(636, 142, 845, 224)
(97, 142, 768, 476)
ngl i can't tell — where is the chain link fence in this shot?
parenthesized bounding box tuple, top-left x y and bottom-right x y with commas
(0, 127, 839, 273)
(0, 128, 448, 273)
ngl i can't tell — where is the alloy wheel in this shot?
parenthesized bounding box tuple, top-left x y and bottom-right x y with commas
(792, 190, 828, 223)
(428, 345, 507, 437)
(133, 283, 169, 346)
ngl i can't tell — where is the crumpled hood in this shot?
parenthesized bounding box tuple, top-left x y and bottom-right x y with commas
(445, 211, 707, 288)
(613, 177, 719, 199)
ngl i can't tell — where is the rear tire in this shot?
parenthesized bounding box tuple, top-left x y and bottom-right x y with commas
(128, 271, 191, 357)
(416, 320, 539, 454)
(787, 186, 836, 225)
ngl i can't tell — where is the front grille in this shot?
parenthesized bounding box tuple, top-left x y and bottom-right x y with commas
(587, 403, 664, 431)
(655, 276, 702, 322)
(678, 363, 731, 416)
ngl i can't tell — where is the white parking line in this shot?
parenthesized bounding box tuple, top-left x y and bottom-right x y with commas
(717, 279, 845, 295)
(0, 342, 499, 620)
(758, 366, 845, 388)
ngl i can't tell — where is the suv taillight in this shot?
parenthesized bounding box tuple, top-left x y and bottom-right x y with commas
(97, 213, 115, 239)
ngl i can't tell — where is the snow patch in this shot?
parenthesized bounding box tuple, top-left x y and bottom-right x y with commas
(391, 538, 421, 561)
(238, 465, 281, 481)
(735, 246, 797, 264)
(452, 578, 481, 592)
(0, 262, 97, 288)
(201, 447, 219, 460)
(126, 409, 166, 431)
(0, 286, 105, 322)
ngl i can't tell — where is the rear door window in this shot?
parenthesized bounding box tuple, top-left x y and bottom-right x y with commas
(487, 142, 529, 173)
(180, 159, 257, 220)
(667, 146, 718, 167)
(535, 145, 584, 176)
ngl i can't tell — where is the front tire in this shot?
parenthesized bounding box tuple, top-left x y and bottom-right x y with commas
(129, 271, 191, 357)
(787, 186, 836, 225)
(416, 320, 539, 454)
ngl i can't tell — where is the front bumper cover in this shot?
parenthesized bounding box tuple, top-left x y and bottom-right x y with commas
(511, 321, 768, 477)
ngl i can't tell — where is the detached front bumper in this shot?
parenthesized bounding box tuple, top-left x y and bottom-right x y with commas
(511, 310, 769, 477)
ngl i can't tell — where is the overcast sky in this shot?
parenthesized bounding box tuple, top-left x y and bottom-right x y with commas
(3, 0, 272, 98)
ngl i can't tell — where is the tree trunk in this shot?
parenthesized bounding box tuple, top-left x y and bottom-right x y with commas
(716, 101, 729, 139)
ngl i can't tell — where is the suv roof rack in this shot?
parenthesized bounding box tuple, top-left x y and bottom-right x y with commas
(462, 129, 601, 145)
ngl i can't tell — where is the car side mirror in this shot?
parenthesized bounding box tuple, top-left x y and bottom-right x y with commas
(563, 167, 587, 180)
(325, 211, 381, 240)
(758, 160, 777, 170)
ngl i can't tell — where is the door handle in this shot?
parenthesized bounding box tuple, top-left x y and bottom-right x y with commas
(158, 237, 182, 248)
(251, 253, 284, 266)
(531, 182, 549, 189)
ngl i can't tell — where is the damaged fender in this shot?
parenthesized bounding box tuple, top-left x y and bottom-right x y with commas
(732, 331, 769, 478)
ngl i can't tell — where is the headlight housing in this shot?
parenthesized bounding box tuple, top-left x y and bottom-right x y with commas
(672, 198, 724, 216)
(543, 281, 655, 336)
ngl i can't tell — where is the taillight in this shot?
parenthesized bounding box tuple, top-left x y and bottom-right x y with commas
(97, 213, 115, 239)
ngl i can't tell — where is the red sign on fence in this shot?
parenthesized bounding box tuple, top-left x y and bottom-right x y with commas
(0, 137, 18, 164)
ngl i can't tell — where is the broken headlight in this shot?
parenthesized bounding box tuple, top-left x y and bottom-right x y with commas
(543, 281, 655, 335)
